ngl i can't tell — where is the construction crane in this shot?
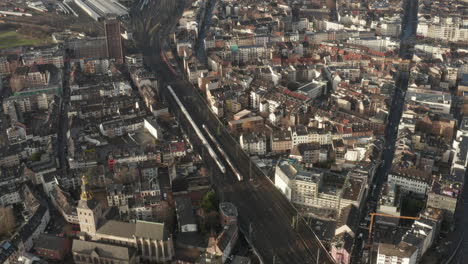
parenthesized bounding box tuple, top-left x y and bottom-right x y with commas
(366, 212, 420, 247)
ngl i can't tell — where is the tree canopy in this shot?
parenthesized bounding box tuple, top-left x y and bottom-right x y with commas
(201, 190, 218, 212)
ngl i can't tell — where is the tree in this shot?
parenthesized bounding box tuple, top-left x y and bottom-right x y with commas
(201, 190, 218, 213)
(0, 207, 16, 237)
(30, 152, 41, 162)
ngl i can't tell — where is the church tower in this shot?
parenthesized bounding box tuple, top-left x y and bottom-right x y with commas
(77, 175, 102, 239)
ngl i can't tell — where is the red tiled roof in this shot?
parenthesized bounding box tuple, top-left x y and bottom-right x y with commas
(282, 88, 308, 101)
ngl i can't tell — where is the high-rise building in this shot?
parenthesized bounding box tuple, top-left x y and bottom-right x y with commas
(104, 18, 124, 64)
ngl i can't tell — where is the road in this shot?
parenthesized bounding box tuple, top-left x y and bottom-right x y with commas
(194, 0, 215, 64)
(399, 0, 419, 60)
(351, 0, 418, 262)
(132, 0, 335, 263)
(57, 53, 71, 170)
(446, 169, 468, 263)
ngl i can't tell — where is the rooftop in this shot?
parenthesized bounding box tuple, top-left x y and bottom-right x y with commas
(174, 196, 197, 227)
(272, 130, 292, 141)
(72, 240, 135, 261)
(406, 88, 451, 104)
(277, 161, 322, 183)
(135, 220, 168, 240)
(97, 220, 135, 239)
(97, 219, 168, 240)
(378, 242, 417, 258)
(337, 205, 360, 233)
(34, 234, 69, 251)
(342, 177, 365, 201)
(390, 167, 432, 183)
(219, 202, 238, 218)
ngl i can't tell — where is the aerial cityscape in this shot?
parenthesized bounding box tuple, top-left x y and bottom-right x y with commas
(0, 0, 467, 263)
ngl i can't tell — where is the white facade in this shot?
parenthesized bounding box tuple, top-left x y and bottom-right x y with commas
(180, 222, 197, 233)
(274, 166, 292, 201)
(144, 118, 161, 140)
(240, 133, 267, 155)
(417, 23, 429, 37)
(376, 243, 417, 264)
(293, 18, 311, 31)
(275, 163, 364, 212)
(347, 37, 398, 52)
(259, 101, 269, 113)
(0, 189, 21, 206)
(308, 131, 332, 145)
(318, 21, 344, 31)
(387, 173, 429, 195)
(377, 22, 401, 37)
(99, 118, 144, 138)
(406, 88, 451, 114)
(409, 220, 436, 259)
(417, 18, 468, 42)
(344, 147, 367, 162)
(297, 81, 327, 99)
(290, 126, 310, 147)
(131, 206, 154, 221)
(268, 111, 281, 125)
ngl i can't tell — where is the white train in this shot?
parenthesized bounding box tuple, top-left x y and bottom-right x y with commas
(167, 85, 226, 174)
(202, 124, 243, 181)
(0, 11, 32, 17)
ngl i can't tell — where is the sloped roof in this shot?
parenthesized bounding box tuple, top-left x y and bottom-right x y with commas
(337, 205, 360, 233)
(97, 220, 135, 239)
(35, 234, 68, 251)
(72, 239, 135, 261)
(135, 220, 167, 240)
(217, 224, 238, 252)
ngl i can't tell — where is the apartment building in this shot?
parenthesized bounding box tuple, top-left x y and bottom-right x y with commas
(376, 242, 418, 264)
(271, 130, 293, 153)
(290, 125, 310, 147)
(240, 132, 267, 155)
(99, 117, 144, 138)
(388, 168, 431, 196)
(274, 161, 365, 213)
(405, 88, 452, 114)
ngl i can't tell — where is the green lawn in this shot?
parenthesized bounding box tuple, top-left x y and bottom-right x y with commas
(0, 31, 42, 49)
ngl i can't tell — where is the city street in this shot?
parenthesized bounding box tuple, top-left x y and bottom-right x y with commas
(351, 0, 418, 261)
(444, 168, 468, 263)
(57, 56, 71, 170)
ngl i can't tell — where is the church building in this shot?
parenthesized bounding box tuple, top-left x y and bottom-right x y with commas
(72, 176, 174, 263)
